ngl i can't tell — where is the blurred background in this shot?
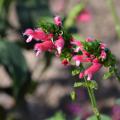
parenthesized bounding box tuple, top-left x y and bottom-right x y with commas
(0, 0, 120, 119)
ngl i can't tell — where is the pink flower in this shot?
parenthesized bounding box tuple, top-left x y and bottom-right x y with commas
(79, 58, 102, 80)
(79, 72, 84, 79)
(76, 10, 91, 23)
(100, 43, 106, 49)
(82, 50, 90, 57)
(100, 50, 107, 59)
(34, 41, 54, 56)
(92, 58, 99, 63)
(23, 28, 46, 43)
(45, 33, 53, 41)
(23, 28, 34, 43)
(84, 62, 102, 80)
(54, 16, 62, 26)
(71, 40, 83, 47)
(55, 36, 64, 54)
(86, 36, 95, 42)
(90, 54, 95, 60)
(73, 55, 91, 66)
(71, 40, 83, 52)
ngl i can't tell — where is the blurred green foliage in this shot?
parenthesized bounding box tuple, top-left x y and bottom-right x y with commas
(87, 114, 111, 120)
(0, 40, 30, 100)
(64, 3, 84, 29)
(0, 0, 51, 118)
(46, 111, 65, 120)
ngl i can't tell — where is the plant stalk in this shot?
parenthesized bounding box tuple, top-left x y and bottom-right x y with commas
(84, 77, 101, 120)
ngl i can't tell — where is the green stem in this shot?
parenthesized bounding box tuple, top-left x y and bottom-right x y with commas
(84, 77, 101, 120)
(107, 0, 120, 40)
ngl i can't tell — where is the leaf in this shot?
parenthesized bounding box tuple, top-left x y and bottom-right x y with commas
(72, 69, 81, 76)
(74, 81, 98, 90)
(103, 72, 113, 79)
(87, 114, 111, 120)
(0, 0, 4, 14)
(74, 82, 84, 87)
(71, 65, 83, 76)
(46, 111, 65, 120)
(72, 34, 85, 41)
(0, 40, 30, 100)
(64, 3, 84, 29)
(38, 16, 53, 24)
(70, 91, 76, 101)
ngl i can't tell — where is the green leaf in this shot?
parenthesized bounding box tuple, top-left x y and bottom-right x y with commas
(103, 72, 113, 79)
(70, 91, 76, 101)
(87, 114, 111, 120)
(38, 16, 53, 23)
(72, 69, 81, 76)
(0, 40, 30, 100)
(72, 34, 85, 41)
(74, 81, 98, 89)
(64, 3, 84, 29)
(71, 65, 83, 76)
(46, 111, 65, 120)
(74, 82, 84, 87)
(0, 0, 4, 14)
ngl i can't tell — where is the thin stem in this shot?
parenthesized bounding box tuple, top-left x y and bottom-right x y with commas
(107, 0, 120, 40)
(84, 77, 101, 120)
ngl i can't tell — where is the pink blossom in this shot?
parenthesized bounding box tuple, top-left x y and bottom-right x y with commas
(33, 28, 47, 41)
(90, 54, 95, 60)
(45, 33, 53, 41)
(71, 40, 83, 52)
(92, 58, 99, 63)
(79, 72, 84, 79)
(34, 41, 54, 56)
(86, 36, 95, 42)
(82, 50, 90, 56)
(100, 43, 106, 49)
(23, 28, 34, 43)
(23, 28, 46, 42)
(55, 36, 64, 54)
(79, 58, 102, 80)
(76, 10, 91, 23)
(71, 40, 83, 47)
(100, 50, 107, 59)
(84, 62, 102, 80)
(54, 16, 62, 26)
(73, 55, 91, 66)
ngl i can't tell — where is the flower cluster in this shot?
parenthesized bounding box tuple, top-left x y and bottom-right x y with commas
(23, 16, 64, 56)
(23, 16, 116, 81)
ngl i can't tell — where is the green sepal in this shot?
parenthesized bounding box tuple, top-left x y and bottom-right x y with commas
(72, 69, 81, 76)
(74, 81, 98, 90)
(82, 40, 100, 57)
(38, 21, 60, 35)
